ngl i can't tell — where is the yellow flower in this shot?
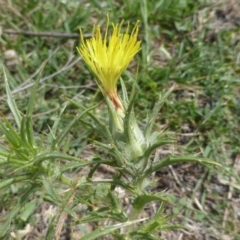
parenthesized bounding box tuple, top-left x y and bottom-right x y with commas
(77, 18, 141, 110)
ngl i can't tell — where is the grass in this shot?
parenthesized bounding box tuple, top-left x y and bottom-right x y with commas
(1, 0, 240, 239)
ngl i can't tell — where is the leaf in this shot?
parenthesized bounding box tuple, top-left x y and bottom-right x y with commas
(80, 208, 127, 223)
(67, 98, 112, 141)
(60, 162, 91, 173)
(0, 179, 14, 189)
(0, 120, 21, 149)
(132, 194, 168, 211)
(10, 151, 87, 174)
(120, 78, 129, 108)
(0, 176, 29, 189)
(41, 179, 77, 219)
(49, 103, 68, 145)
(3, 68, 22, 130)
(143, 138, 174, 161)
(80, 219, 147, 240)
(52, 107, 91, 148)
(130, 232, 160, 240)
(20, 116, 34, 152)
(87, 163, 101, 179)
(35, 151, 87, 164)
(25, 67, 43, 148)
(108, 190, 121, 211)
(93, 141, 126, 167)
(124, 93, 137, 144)
(144, 155, 220, 178)
(25, 68, 43, 118)
(144, 88, 173, 139)
(20, 199, 40, 222)
(42, 178, 62, 203)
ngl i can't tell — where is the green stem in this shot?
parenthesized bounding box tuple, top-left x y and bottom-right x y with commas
(59, 175, 73, 186)
(126, 180, 144, 236)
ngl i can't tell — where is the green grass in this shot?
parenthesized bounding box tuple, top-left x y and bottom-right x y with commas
(1, 0, 240, 239)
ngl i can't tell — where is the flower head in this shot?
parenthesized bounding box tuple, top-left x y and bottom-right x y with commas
(77, 18, 141, 110)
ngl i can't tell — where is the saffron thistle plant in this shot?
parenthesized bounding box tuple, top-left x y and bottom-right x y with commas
(71, 19, 219, 239)
(0, 19, 219, 239)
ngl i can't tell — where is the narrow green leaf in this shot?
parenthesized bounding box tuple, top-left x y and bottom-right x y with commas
(12, 151, 87, 173)
(80, 219, 147, 240)
(3, 68, 22, 129)
(42, 179, 78, 219)
(0, 179, 14, 189)
(20, 116, 33, 152)
(80, 207, 127, 223)
(132, 194, 168, 211)
(123, 93, 137, 145)
(35, 151, 87, 163)
(154, 201, 165, 218)
(120, 78, 129, 108)
(52, 108, 90, 148)
(94, 141, 125, 166)
(0, 120, 21, 148)
(128, 71, 138, 104)
(0, 149, 9, 160)
(143, 138, 174, 161)
(130, 232, 160, 240)
(20, 199, 39, 222)
(67, 98, 112, 141)
(87, 163, 101, 179)
(25, 115, 36, 150)
(42, 179, 62, 203)
(26, 68, 43, 118)
(144, 155, 220, 178)
(0, 176, 29, 189)
(144, 88, 173, 138)
(108, 190, 121, 211)
(25, 68, 43, 148)
(61, 162, 91, 173)
(49, 103, 68, 144)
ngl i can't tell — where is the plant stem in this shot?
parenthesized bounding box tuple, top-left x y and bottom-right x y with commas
(59, 175, 73, 186)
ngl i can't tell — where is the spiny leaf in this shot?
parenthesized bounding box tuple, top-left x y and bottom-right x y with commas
(144, 155, 220, 178)
(0, 120, 20, 149)
(144, 88, 173, 139)
(3, 68, 22, 129)
(52, 107, 92, 148)
(132, 194, 168, 211)
(67, 98, 113, 141)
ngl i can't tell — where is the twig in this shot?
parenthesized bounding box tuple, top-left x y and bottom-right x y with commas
(2, 29, 92, 39)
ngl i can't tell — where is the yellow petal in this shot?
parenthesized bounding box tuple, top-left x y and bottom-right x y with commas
(77, 18, 141, 96)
